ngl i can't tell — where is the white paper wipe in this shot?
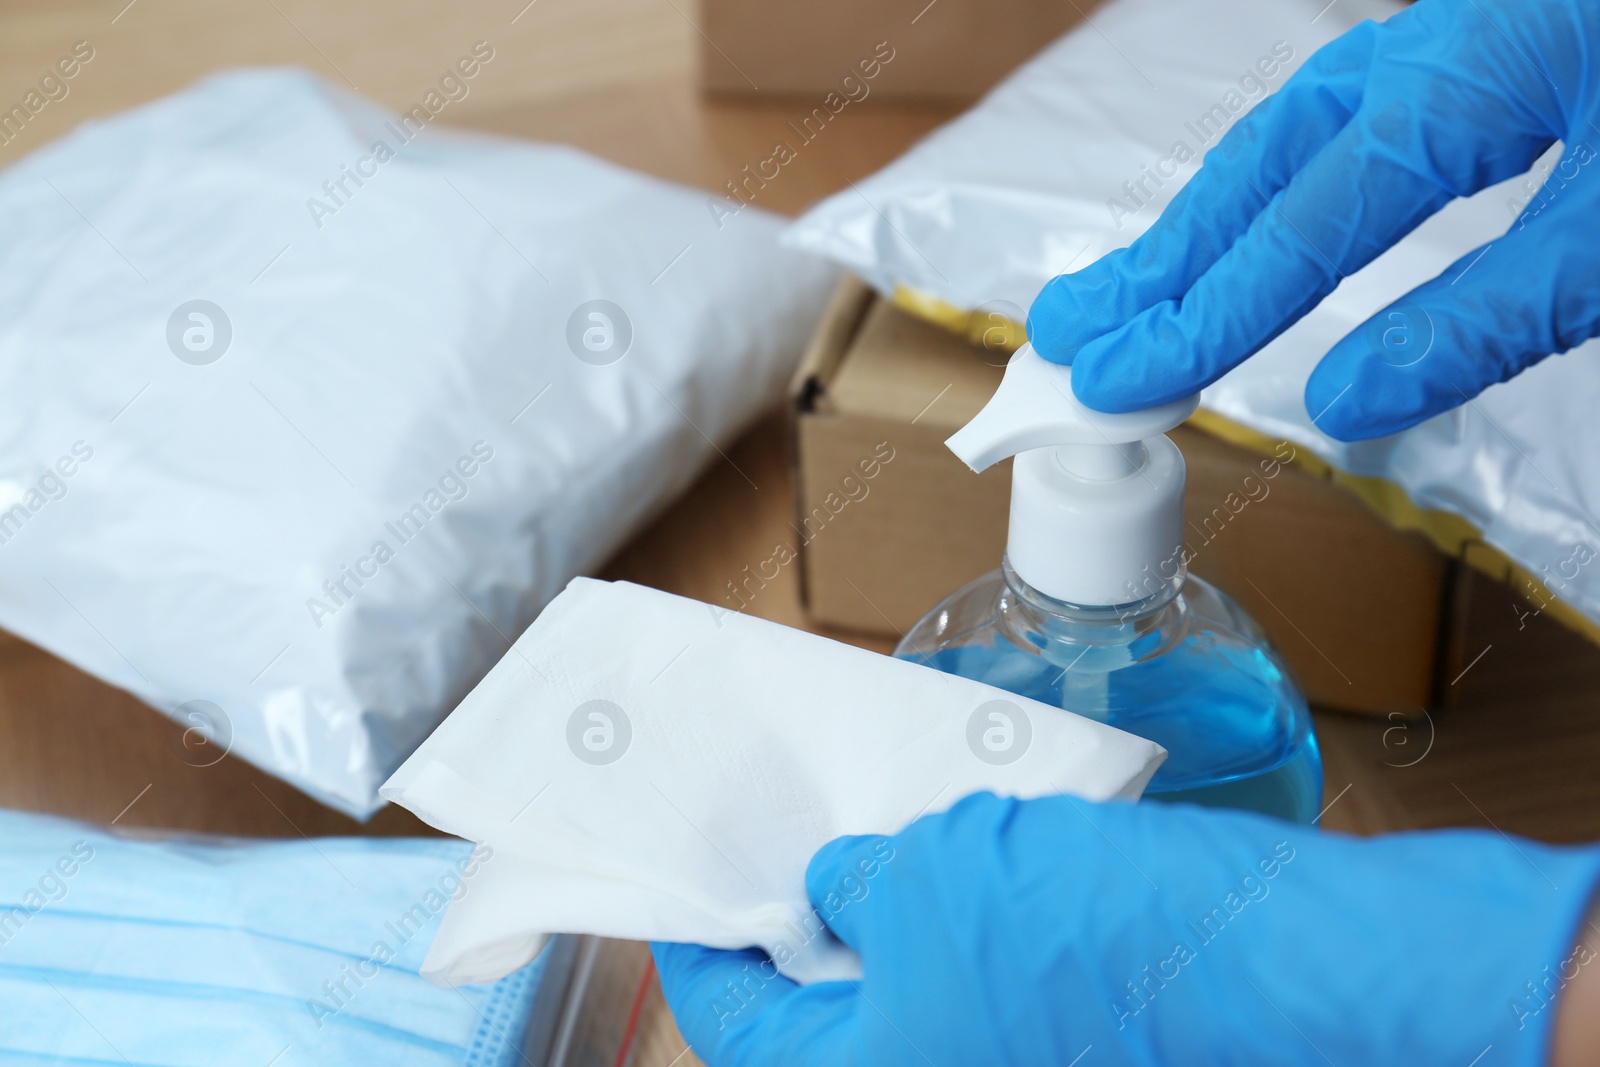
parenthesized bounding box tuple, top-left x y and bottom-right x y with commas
(382, 578, 1165, 985)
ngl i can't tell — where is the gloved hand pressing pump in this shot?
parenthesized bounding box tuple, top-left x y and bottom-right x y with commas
(654, 792, 1600, 1066)
(653, 2, 1600, 1062)
(1027, 0, 1600, 440)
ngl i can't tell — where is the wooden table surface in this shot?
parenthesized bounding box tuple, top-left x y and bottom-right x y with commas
(6, 3, 1600, 1066)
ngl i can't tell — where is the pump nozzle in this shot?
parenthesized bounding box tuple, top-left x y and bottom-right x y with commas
(945, 343, 1200, 607)
(946, 344, 1198, 472)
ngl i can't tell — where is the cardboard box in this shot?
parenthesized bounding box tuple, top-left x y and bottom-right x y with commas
(699, 0, 1091, 100)
(790, 277, 1452, 715)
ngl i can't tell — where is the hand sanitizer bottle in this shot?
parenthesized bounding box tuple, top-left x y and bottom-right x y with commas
(896, 345, 1322, 823)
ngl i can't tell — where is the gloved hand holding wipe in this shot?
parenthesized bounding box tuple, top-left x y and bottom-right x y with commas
(1027, 0, 1600, 440)
(656, 794, 1600, 1066)
(654, 0, 1600, 1063)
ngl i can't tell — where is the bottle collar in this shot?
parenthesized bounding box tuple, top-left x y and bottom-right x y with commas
(996, 555, 1188, 663)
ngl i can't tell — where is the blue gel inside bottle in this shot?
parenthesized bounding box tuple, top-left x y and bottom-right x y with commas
(896, 561, 1323, 824)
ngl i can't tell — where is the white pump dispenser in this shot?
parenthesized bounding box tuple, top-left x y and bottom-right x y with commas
(900, 344, 1323, 825)
(945, 343, 1199, 607)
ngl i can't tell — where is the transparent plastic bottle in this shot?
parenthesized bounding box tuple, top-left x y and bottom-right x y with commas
(895, 557, 1323, 823)
(920, 342, 1324, 823)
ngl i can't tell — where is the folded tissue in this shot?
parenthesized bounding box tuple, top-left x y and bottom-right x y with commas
(382, 578, 1166, 984)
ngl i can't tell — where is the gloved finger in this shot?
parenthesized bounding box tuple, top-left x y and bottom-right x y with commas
(803, 833, 896, 955)
(1306, 206, 1600, 440)
(651, 941, 863, 1067)
(1027, 24, 1376, 363)
(1068, 110, 1466, 412)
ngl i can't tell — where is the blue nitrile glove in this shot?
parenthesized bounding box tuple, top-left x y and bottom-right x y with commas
(654, 792, 1600, 1067)
(1027, 0, 1600, 441)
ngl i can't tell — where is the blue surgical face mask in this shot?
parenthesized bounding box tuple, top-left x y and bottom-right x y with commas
(0, 807, 543, 1066)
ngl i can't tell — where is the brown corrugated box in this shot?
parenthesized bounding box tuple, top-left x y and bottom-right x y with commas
(699, 0, 1090, 100)
(788, 277, 1452, 715)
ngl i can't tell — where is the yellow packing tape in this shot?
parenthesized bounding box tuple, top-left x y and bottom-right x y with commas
(893, 284, 1030, 353)
(888, 283, 1600, 648)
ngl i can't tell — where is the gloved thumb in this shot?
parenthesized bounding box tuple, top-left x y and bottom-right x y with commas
(1306, 205, 1600, 440)
(804, 833, 897, 956)
(650, 942, 863, 1066)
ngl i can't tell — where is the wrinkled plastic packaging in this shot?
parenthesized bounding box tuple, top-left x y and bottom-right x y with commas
(0, 69, 838, 816)
(785, 0, 1600, 634)
(0, 806, 542, 1065)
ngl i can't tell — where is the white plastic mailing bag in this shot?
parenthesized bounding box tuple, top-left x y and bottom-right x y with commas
(0, 69, 837, 816)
